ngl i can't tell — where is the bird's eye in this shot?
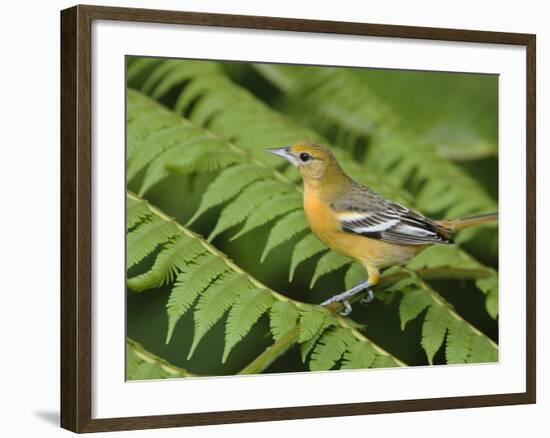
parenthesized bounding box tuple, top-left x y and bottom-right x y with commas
(299, 152, 310, 162)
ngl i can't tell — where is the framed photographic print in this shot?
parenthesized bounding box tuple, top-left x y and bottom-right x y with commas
(60, 4, 536, 433)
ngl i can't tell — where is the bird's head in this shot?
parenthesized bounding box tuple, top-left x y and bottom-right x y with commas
(267, 142, 346, 187)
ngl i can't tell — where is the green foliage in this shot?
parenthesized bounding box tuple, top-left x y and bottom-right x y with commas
(126, 338, 193, 380)
(126, 57, 499, 378)
(253, 64, 498, 251)
(270, 301, 299, 341)
(126, 192, 403, 372)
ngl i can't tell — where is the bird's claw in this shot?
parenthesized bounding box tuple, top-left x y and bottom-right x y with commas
(359, 288, 374, 306)
(339, 300, 352, 316)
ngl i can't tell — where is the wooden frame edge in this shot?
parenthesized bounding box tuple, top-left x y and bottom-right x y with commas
(60, 4, 536, 433)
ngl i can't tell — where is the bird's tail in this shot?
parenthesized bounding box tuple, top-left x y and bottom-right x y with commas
(437, 213, 498, 232)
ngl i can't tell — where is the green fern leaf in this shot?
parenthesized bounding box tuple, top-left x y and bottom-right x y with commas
(476, 273, 499, 319)
(166, 254, 229, 343)
(126, 337, 191, 380)
(309, 327, 357, 371)
(300, 322, 331, 363)
(126, 218, 180, 269)
(298, 306, 334, 362)
(371, 354, 400, 368)
(138, 139, 226, 195)
(127, 235, 206, 291)
(209, 180, 291, 241)
(126, 196, 152, 230)
(445, 319, 473, 364)
(188, 272, 252, 359)
(298, 306, 329, 343)
(140, 60, 183, 94)
(231, 193, 301, 241)
(222, 288, 275, 363)
(407, 245, 479, 270)
(344, 263, 367, 290)
(310, 251, 353, 288)
(341, 342, 377, 369)
(187, 163, 270, 225)
(261, 210, 309, 262)
(126, 57, 162, 85)
(167, 148, 245, 175)
(421, 304, 452, 364)
(269, 301, 299, 341)
(289, 234, 328, 282)
(150, 61, 220, 100)
(467, 335, 498, 363)
(399, 288, 432, 330)
(126, 112, 180, 162)
(127, 123, 205, 181)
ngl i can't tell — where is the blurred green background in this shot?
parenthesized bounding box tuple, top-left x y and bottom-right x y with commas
(127, 58, 498, 377)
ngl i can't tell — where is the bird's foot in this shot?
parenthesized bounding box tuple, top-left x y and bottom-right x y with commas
(359, 287, 375, 306)
(321, 280, 371, 316)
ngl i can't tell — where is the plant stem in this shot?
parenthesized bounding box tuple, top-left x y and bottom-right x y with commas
(239, 326, 301, 375)
(127, 337, 197, 378)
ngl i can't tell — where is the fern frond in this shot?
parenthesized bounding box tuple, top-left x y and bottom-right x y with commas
(208, 180, 293, 242)
(309, 327, 357, 371)
(138, 139, 241, 195)
(341, 341, 377, 370)
(399, 288, 432, 331)
(126, 218, 180, 269)
(407, 245, 499, 317)
(127, 196, 152, 230)
(127, 235, 206, 291)
(298, 306, 330, 343)
(130, 59, 413, 206)
(371, 355, 400, 368)
(127, 122, 206, 181)
(344, 263, 367, 290)
(231, 193, 302, 241)
(445, 319, 474, 364)
(261, 210, 309, 262)
(126, 57, 162, 85)
(395, 277, 498, 364)
(289, 234, 328, 282)
(222, 288, 275, 363)
(476, 274, 499, 319)
(269, 301, 299, 341)
(166, 254, 229, 343)
(467, 334, 499, 363)
(188, 272, 253, 359)
(187, 163, 269, 225)
(127, 183, 405, 373)
(309, 252, 353, 289)
(126, 337, 193, 380)
(353, 68, 497, 161)
(421, 304, 453, 365)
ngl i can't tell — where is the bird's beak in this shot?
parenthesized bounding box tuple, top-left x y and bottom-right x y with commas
(266, 147, 299, 167)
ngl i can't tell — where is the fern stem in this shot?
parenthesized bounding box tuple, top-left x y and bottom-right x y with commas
(127, 191, 292, 304)
(127, 337, 196, 377)
(422, 282, 499, 351)
(239, 326, 301, 375)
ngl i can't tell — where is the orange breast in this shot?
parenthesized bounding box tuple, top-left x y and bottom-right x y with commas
(303, 187, 424, 269)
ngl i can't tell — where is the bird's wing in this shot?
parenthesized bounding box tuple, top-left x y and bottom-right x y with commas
(332, 184, 454, 245)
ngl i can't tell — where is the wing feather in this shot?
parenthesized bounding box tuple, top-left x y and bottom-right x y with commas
(333, 184, 454, 245)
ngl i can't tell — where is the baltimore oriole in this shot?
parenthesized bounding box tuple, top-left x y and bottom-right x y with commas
(268, 142, 497, 315)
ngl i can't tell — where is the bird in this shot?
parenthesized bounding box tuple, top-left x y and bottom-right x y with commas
(267, 142, 497, 316)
